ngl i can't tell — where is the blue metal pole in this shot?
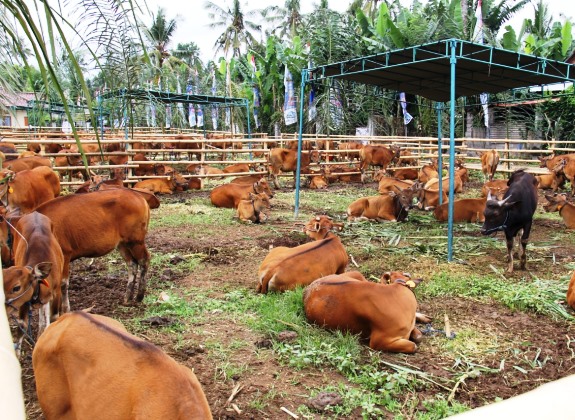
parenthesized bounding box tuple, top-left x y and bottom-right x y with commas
(436, 102, 444, 205)
(447, 40, 457, 262)
(294, 69, 308, 219)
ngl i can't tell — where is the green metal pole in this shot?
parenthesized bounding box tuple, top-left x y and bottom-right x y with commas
(447, 40, 457, 262)
(294, 69, 308, 219)
(245, 99, 252, 160)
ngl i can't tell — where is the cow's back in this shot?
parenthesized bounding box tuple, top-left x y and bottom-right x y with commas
(33, 312, 212, 420)
(210, 183, 253, 208)
(34, 189, 150, 260)
(7, 166, 60, 213)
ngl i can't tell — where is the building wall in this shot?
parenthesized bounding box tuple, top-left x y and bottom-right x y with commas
(0, 109, 28, 128)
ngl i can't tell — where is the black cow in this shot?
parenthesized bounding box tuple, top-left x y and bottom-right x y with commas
(480, 170, 538, 273)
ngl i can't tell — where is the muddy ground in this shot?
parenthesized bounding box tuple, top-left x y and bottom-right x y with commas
(16, 179, 575, 419)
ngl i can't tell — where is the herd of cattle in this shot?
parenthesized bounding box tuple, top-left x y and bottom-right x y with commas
(2, 139, 575, 418)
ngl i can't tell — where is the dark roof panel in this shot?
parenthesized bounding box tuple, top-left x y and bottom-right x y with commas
(309, 39, 575, 102)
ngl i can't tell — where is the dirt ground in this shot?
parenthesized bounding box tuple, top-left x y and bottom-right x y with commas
(16, 180, 575, 419)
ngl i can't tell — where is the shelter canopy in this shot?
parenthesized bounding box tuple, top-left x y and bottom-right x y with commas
(99, 89, 246, 106)
(308, 39, 575, 102)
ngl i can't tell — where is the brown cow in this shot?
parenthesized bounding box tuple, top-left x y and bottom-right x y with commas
(30, 189, 151, 305)
(230, 173, 266, 184)
(552, 158, 575, 194)
(325, 164, 361, 183)
(418, 160, 439, 184)
(568, 271, 575, 311)
(133, 171, 188, 195)
(133, 153, 166, 177)
(413, 184, 448, 211)
(236, 192, 270, 223)
(433, 197, 487, 222)
(33, 312, 212, 420)
(222, 163, 251, 174)
(257, 215, 348, 293)
(539, 153, 575, 171)
(54, 148, 89, 181)
(424, 175, 463, 193)
(304, 271, 429, 353)
(337, 141, 363, 161)
(454, 161, 469, 185)
(0, 142, 18, 161)
(377, 177, 414, 194)
(198, 165, 225, 179)
(0, 166, 60, 214)
(386, 167, 419, 180)
(2, 155, 52, 172)
(358, 145, 401, 182)
(210, 178, 273, 209)
(268, 148, 320, 189)
(481, 180, 509, 199)
(479, 149, 500, 181)
(543, 193, 575, 229)
(347, 188, 415, 222)
(2, 211, 64, 356)
(535, 171, 565, 192)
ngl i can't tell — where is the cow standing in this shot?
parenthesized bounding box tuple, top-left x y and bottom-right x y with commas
(481, 170, 538, 273)
(480, 149, 500, 182)
(268, 148, 319, 189)
(358, 145, 400, 183)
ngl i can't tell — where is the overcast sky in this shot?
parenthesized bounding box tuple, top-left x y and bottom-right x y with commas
(140, 0, 575, 62)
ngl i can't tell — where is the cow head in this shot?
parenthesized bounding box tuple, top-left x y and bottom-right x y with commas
(249, 192, 271, 223)
(254, 178, 274, 199)
(303, 215, 343, 240)
(0, 169, 15, 206)
(381, 271, 423, 289)
(480, 191, 518, 235)
(389, 184, 418, 211)
(539, 154, 554, 168)
(3, 262, 52, 315)
(543, 193, 568, 213)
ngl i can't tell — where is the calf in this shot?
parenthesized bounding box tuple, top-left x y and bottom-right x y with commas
(0, 166, 60, 214)
(377, 177, 414, 194)
(359, 145, 401, 182)
(424, 175, 463, 193)
(479, 149, 500, 181)
(29, 189, 151, 305)
(552, 158, 575, 194)
(257, 215, 348, 293)
(418, 161, 439, 183)
(413, 184, 448, 211)
(268, 148, 319, 189)
(347, 188, 415, 222)
(236, 192, 270, 223)
(33, 312, 212, 420)
(210, 178, 273, 209)
(535, 171, 564, 192)
(3, 155, 52, 172)
(543, 193, 575, 229)
(304, 271, 429, 353)
(222, 163, 251, 174)
(2, 211, 64, 355)
(433, 197, 486, 222)
(133, 171, 187, 194)
(481, 179, 508, 199)
(386, 167, 419, 180)
(481, 170, 538, 273)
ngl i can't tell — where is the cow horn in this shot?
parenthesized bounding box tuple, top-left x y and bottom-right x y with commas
(498, 195, 511, 206)
(486, 189, 493, 201)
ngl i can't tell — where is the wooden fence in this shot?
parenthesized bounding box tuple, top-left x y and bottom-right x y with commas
(0, 128, 568, 187)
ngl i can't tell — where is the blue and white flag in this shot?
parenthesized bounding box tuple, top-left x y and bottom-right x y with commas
(308, 85, 317, 122)
(177, 79, 185, 121)
(166, 104, 172, 129)
(196, 105, 204, 127)
(399, 92, 413, 125)
(187, 83, 196, 127)
(474, 0, 489, 130)
(211, 71, 218, 130)
(329, 84, 343, 129)
(283, 67, 297, 126)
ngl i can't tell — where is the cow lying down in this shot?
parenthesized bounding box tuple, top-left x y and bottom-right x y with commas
(33, 312, 212, 420)
(236, 192, 270, 223)
(257, 215, 348, 293)
(304, 271, 431, 353)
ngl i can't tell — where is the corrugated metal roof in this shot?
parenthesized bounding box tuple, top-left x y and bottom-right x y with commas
(309, 39, 575, 102)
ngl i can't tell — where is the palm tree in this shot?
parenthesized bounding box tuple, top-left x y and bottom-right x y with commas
(143, 8, 178, 75)
(204, 0, 261, 59)
(261, 0, 304, 40)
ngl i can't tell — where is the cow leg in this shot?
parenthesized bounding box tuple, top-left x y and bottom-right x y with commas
(505, 232, 515, 273)
(410, 327, 424, 344)
(370, 333, 417, 354)
(119, 243, 150, 303)
(520, 224, 532, 270)
(272, 173, 281, 189)
(38, 303, 51, 336)
(61, 262, 71, 313)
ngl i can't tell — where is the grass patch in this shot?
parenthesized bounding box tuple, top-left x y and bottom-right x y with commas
(422, 271, 575, 321)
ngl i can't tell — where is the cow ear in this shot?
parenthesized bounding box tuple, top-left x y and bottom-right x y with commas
(34, 262, 52, 279)
(381, 272, 392, 283)
(388, 191, 397, 197)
